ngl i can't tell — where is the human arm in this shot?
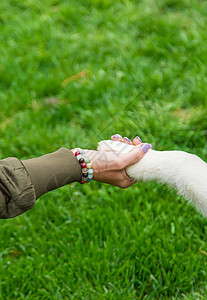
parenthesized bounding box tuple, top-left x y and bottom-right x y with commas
(0, 135, 150, 219)
(0, 148, 82, 219)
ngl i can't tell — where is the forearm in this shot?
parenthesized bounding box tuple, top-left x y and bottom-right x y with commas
(22, 147, 82, 199)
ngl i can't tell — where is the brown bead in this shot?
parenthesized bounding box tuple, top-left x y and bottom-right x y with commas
(82, 168, 88, 173)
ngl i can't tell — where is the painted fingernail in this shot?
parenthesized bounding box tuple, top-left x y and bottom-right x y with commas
(135, 136, 142, 143)
(149, 144, 153, 150)
(111, 134, 122, 139)
(123, 137, 132, 143)
(141, 143, 150, 153)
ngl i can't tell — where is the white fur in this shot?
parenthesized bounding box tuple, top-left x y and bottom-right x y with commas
(98, 140, 207, 216)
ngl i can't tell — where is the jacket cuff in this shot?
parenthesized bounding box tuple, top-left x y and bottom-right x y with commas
(22, 148, 82, 199)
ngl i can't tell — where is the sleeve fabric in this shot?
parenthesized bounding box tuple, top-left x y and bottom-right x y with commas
(22, 148, 82, 199)
(0, 148, 82, 219)
(0, 157, 36, 219)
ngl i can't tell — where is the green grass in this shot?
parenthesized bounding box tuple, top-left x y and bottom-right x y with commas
(0, 0, 207, 298)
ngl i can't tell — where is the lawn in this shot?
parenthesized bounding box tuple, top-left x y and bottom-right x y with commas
(0, 0, 207, 298)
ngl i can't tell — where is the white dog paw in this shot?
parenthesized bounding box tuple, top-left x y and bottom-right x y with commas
(98, 140, 134, 153)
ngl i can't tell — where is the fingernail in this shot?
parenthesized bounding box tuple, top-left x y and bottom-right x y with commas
(149, 144, 153, 150)
(123, 137, 132, 143)
(135, 136, 142, 143)
(141, 143, 150, 153)
(111, 134, 122, 139)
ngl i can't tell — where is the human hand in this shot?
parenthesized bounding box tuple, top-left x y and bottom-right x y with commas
(71, 134, 152, 188)
(111, 134, 153, 148)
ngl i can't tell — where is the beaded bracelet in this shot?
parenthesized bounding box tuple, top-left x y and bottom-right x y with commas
(75, 149, 94, 184)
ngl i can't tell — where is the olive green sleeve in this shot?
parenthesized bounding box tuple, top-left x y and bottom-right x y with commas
(0, 157, 36, 219)
(0, 148, 82, 219)
(22, 148, 82, 199)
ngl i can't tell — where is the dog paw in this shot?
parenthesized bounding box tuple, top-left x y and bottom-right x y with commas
(98, 140, 134, 153)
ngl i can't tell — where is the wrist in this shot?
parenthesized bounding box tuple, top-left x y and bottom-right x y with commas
(72, 148, 94, 184)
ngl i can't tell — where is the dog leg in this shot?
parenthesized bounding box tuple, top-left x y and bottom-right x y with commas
(98, 140, 207, 216)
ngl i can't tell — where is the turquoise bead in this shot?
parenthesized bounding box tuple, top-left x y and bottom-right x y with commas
(85, 157, 90, 163)
(87, 178, 92, 182)
(88, 169, 93, 175)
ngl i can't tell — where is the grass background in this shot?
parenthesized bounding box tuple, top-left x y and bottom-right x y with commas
(0, 0, 207, 298)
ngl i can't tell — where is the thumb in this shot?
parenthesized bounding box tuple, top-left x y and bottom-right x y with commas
(121, 143, 151, 168)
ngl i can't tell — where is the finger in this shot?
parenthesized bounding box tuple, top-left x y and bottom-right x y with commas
(111, 134, 133, 145)
(121, 143, 151, 168)
(122, 137, 133, 144)
(123, 169, 137, 183)
(111, 134, 122, 141)
(119, 170, 137, 188)
(133, 136, 142, 145)
(121, 178, 136, 188)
